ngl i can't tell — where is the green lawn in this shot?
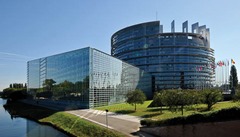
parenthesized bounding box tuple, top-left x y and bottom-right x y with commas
(95, 101, 240, 120)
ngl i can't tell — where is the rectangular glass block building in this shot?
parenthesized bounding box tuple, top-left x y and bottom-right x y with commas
(27, 47, 152, 108)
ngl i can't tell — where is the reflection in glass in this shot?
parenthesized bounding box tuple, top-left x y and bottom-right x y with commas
(28, 47, 152, 108)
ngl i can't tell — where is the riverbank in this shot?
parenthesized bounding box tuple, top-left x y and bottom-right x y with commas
(4, 100, 125, 137)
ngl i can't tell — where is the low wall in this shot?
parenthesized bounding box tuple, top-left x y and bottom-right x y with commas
(141, 120, 240, 137)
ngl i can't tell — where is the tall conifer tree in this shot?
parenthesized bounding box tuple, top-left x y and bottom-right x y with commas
(230, 65, 238, 88)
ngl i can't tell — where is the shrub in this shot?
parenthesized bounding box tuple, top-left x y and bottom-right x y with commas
(233, 89, 240, 102)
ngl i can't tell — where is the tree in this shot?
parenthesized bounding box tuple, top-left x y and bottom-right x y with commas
(162, 89, 192, 115)
(126, 89, 146, 111)
(161, 90, 179, 112)
(186, 90, 202, 105)
(176, 90, 190, 115)
(201, 88, 222, 110)
(151, 89, 201, 115)
(152, 92, 164, 113)
(230, 65, 238, 89)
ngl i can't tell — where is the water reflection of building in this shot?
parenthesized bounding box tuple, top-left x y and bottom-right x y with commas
(27, 47, 152, 108)
(27, 120, 68, 137)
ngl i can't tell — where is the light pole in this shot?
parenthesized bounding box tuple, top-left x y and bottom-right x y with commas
(106, 109, 108, 129)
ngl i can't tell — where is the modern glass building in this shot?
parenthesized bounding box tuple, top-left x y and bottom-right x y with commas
(111, 21, 215, 90)
(27, 47, 152, 108)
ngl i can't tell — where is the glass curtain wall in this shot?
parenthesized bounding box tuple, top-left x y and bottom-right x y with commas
(28, 47, 152, 108)
(28, 48, 90, 108)
(89, 49, 152, 108)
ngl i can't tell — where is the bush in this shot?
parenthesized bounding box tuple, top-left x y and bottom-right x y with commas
(233, 89, 240, 102)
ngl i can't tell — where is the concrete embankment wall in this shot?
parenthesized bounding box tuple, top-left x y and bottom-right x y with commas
(141, 120, 240, 137)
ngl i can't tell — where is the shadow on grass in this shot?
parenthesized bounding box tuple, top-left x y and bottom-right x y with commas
(142, 112, 163, 118)
(146, 108, 168, 112)
(196, 107, 210, 112)
(185, 105, 205, 111)
(115, 110, 136, 114)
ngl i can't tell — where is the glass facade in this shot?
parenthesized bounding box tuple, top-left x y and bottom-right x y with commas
(27, 47, 152, 108)
(111, 21, 215, 90)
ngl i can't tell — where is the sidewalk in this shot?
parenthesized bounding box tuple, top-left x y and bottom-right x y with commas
(71, 109, 143, 123)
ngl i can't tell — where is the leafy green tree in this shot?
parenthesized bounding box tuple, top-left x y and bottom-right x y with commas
(230, 65, 238, 89)
(161, 90, 181, 112)
(186, 90, 202, 105)
(152, 92, 164, 113)
(161, 89, 201, 115)
(126, 89, 146, 111)
(201, 88, 222, 110)
(176, 90, 190, 115)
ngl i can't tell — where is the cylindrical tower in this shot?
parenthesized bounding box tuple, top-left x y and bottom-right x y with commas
(111, 21, 215, 90)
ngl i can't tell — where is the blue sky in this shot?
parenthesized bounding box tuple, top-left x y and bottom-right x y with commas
(0, 0, 239, 91)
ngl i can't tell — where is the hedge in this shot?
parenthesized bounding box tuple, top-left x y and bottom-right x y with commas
(141, 107, 240, 127)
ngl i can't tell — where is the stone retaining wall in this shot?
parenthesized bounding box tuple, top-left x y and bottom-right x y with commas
(141, 120, 240, 137)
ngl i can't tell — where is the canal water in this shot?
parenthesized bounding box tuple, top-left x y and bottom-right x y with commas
(0, 98, 69, 137)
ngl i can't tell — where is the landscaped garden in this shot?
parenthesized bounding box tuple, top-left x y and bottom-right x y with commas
(96, 88, 240, 126)
(96, 100, 239, 120)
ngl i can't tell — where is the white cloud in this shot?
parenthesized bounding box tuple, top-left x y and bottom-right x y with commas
(0, 51, 33, 62)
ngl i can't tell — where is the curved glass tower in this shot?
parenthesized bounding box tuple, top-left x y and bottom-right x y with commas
(111, 21, 215, 90)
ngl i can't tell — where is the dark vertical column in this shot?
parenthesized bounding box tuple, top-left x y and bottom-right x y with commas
(180, 72, 185, 89)
(152, 76, 155, 93)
